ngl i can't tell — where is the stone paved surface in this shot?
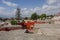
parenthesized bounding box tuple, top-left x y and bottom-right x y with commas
(0, 24, 60, 40)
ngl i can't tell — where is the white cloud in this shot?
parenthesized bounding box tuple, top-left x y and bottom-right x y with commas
(0, 7, 5, 13)
(33, 7, 41, 12)
(47, 0, 57, 4)
(2, 0, 18, 7)
(0, 0, 60, 18)
(13, 0, 60, 17)
(0, 7, 6, 17)
(0, 7, 5, 10)
(21, 2, 60, 17)
(47, 0, 60, 4)
(22, 8, 27, 10)
(42, 4, 60, 15)
(42, 5, 58, 11)
(42, 5, 48, 9)
(0, 7, 16, 18)
(0, 4, 60, 18)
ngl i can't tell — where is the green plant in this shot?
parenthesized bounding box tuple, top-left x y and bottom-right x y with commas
(40, 14, 47, 20)
(10, 20, 18, 25)
(30, 12, 38, 20)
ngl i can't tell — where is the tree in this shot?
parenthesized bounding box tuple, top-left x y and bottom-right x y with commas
(40, 14, 47, 20)
(49, 15, 54, 18)
(30, 12, 38, 20)
(47, 15, 54, 19)
(24, 17, 28, 20)
(15, 8, 21, 20)
(0, 18, 2, 21)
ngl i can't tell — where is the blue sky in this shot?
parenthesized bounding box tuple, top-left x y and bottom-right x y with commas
(0, 0, 60, 18)
(0, 0, 46, 8)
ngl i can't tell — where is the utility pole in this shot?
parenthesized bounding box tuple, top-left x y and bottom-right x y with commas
(15, 8, 21, 20)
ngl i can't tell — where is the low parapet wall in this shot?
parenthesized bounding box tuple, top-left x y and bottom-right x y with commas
(54, 21, 60, 24)
(0, 25, 22, 31)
